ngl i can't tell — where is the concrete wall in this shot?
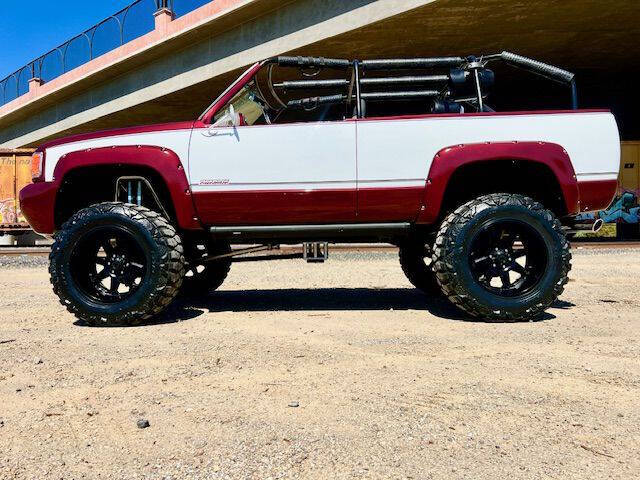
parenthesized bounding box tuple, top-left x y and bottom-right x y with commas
(4, 0, 639, 147)
(0, 0, 432, 148)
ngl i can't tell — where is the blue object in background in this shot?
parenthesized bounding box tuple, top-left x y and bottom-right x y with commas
(575, 191, 640, 224)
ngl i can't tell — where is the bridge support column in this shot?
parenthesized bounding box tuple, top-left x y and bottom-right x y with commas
(28, 78, 43, 94)
(154, 7, 174, 34)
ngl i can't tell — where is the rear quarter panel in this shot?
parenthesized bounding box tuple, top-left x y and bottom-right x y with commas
(356, 111, 620, 220)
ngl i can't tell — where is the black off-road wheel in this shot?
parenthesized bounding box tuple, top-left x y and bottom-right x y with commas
(49, 202, 186, 326)
(182, 238, 232, 296)
(398, 240, 441, 295)
(432, 194, 571, 322)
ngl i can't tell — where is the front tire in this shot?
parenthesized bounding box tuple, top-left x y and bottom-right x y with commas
(50, 203, 186, 326)
(432, 194, 571, 322)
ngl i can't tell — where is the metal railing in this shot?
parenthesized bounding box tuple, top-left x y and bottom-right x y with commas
(0, 0, 212, 107)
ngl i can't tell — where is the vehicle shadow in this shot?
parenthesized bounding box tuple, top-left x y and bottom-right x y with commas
(74, 287, 566, 328)
(161, 288, 564, 326)
(188, 287, 457, 313)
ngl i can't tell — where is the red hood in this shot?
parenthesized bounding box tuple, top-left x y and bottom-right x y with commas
(37, 121, 196, 151)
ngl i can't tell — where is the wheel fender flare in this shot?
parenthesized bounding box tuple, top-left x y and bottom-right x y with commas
(418, 141, 579, 223)
(53, 145, 202, 230)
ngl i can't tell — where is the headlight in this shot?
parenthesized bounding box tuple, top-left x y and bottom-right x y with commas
(31, 151, 44, 182)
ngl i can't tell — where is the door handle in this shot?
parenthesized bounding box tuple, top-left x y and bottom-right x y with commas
(202, 126, 222, 137)
(202, 126, 238, 138)
(202, 126, 240, 141)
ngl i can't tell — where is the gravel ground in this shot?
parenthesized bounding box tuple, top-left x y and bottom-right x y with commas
(0, 249, 639, 479)
(0, 254, 49, 269)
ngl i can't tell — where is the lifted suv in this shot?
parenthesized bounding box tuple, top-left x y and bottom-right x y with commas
(20, 52, 620, 325)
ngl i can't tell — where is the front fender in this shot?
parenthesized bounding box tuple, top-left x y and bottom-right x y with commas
(417, 141, 580, 224)
(52, 145, 201, 230)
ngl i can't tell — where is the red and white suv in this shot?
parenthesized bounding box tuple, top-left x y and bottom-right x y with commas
(20, 52, 620, 325)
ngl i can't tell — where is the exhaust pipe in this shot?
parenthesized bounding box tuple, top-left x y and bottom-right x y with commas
(565, 219, 605, 235)
(592, 218, 604, 233)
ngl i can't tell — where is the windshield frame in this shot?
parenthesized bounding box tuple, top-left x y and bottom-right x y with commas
(199, 61, 264, 124)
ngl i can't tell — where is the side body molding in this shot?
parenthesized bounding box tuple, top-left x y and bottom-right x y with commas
(418, 141, 580, 224)
(53, 145, 202, 230)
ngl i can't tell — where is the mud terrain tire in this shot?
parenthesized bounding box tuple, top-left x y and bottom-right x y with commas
(398, 240, 441, 295)
(182, 239, 232, 296)
(432, 193, 571, 322)
(50, 202, 185, 326)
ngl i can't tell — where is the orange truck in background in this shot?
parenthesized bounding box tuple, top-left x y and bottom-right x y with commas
(0, 149, 34, 234)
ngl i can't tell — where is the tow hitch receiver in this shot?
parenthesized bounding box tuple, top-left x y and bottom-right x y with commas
(303, 242, 329, 263)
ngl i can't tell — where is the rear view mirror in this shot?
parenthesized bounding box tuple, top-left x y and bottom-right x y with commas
(228, 104, 240, 127)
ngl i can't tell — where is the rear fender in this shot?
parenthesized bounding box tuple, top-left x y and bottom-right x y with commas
(53, 145, 201, 230)
(418, 141, 579, 223)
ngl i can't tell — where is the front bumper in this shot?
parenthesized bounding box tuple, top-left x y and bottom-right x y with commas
(19, 182, 58, 235)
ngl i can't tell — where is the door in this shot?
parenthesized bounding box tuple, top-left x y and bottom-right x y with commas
(355, 118, 430, 222)
(189, 121, 357, 225)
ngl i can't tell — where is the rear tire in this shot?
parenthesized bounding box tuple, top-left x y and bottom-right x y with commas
(50, 202, 186, 326)
(432, 193, 571, 322)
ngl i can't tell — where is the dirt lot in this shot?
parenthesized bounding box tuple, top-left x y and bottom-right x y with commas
(0, 248, 639, 479)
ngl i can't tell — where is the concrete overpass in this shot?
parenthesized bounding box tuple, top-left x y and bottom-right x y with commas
(1, 0, 639, 149)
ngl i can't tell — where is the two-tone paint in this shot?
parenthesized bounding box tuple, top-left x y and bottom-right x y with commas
(190, 109, 619, 225)
(20, 64, 620, 235)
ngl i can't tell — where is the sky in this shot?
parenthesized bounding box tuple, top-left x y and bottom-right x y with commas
(0, 0, 133, 79)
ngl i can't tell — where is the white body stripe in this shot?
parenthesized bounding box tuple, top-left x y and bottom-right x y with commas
(357, 111, 621, 185)
(43, 112, 620, 188)
(44, 130, 192, 181)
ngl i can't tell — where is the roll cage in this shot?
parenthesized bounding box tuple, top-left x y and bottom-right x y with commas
(200, 52, 578, 124)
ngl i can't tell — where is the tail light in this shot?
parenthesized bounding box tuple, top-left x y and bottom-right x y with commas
(31, 151, 44, 182)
